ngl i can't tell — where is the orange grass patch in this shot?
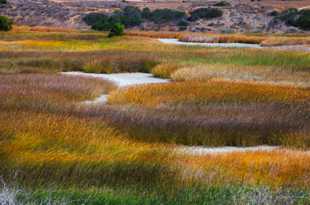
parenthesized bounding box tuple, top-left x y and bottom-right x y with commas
(0, 110, 173, 187)
(108, 81, 310, 107)
(180, 150, 310, 188)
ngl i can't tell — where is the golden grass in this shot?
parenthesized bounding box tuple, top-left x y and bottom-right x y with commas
(261, 37, 310, 46)
(129, 31, 310, 46)
(1, 30, 310, 194)
(0, 73, 173, 187)
(180, 149, 310, 188)
(0, 110, 173, 187)
(151, 63, 179, 78)
(12, 26, 78, 33)
(171, 64, 310, 87)
(108, 81, 310, 107)
(126, 30, 182, 39)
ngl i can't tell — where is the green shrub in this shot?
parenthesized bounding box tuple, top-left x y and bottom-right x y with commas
(142, 7, 152, 19)
(214, 1, 230, 7)
(0, 16, 12, 31)
(83, 13, 109, 26)
(0, 0, 6, 4)
(189, 8, 223, 21)
(177, 20, 189, 31)
(295, 9, 310, 30)
(277, 8, 310, 31)
(150, 9, 186, 24)
(108, 23, 124, 38)
(84, 6, 142, 31)
(121, 6, 142, 28)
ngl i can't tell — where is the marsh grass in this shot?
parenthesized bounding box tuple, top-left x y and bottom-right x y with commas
(13, 185, 310, 205)
(108, 81, 310, 107)
(2, 29, 310, 203)
(180, 150, 310, 188)
(171, 64, 310, 87)
(107, 82, 310, 147)
(0, 74, 115, 112)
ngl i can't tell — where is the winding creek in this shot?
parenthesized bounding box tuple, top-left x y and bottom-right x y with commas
(63, 71, 279, 155)
(159, 38, 263, 49)
(159, 38, 310, 52)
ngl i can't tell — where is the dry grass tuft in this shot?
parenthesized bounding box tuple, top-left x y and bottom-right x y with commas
(152, 63, 179, 78)
(181, 149, 310, 188)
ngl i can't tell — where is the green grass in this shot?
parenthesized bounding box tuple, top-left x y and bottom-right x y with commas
(13, 186, 310, 205)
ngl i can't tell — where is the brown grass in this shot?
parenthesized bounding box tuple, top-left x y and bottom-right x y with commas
(0, 73, 115, 111)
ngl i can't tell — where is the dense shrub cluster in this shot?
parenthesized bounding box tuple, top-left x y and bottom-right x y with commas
(189, 8, 223, 21)
(83, 6, 142, 31)
(84, 6, 223, 32)
(108, 23, 124, 38)
(0, 0, 7, 4)
(277, 8, 310, 31)
(147, 9, 186, 24)
(214, 1, 230, 7)
(0, 16, 12, 31)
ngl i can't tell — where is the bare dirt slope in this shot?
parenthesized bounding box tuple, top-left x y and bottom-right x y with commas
(0, 0, 309, 32)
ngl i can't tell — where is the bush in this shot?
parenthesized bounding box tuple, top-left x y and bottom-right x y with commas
(150, 9, 186, 24)
(0, 16, 12, 31)
(108, 23, 124, 38)
(142, 7, 152, 19)
(277, 8, 310, 31)
(91, 20, 112, 31)
(214, 1, 230, 7)
(83, 13, 109, 26)
(177, 20, 189, 31)
(84, 7, 142, 30)
(0, 0, 6, 4)
(121, 6, 142, 28)
(189, 8, 223, 21)
(295, 9, 310, 30)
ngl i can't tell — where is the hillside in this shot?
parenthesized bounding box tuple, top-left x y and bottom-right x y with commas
(0, 0, 309, 32)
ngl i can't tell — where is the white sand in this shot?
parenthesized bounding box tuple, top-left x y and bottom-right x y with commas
(159, 38, 310, 52)
(63, 72, 169, 88)
(159, 38, 262, 49)
(63, 72, 169, 105)
(63, 71, 279, 154)
(176, 145, 279, 156)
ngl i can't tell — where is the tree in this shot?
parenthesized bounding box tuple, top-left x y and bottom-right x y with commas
(214, 1, 230, 7)
(277, 8, 310, 31)
(91, 19, 112, 31)
(177, 20, 189, 31)
(150, 9, 186, 24)
(296, 10, 310, 30)
(121, 6, 142, 28)
(142, 7, 151, 19)
(108, 23, 124, 37)
(83, 13, 109, 26)
(189, 8, 223, 21)
(0, 16, 12, 31)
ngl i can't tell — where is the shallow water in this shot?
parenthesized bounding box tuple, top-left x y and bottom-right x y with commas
(176, 145, 279, 156)
(159, 38, 310, 52)
(63, 72, 169, 88)
(63, 72, 169, 105)
(63, 71, 279, 154)
(159, 38, 262, 49)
